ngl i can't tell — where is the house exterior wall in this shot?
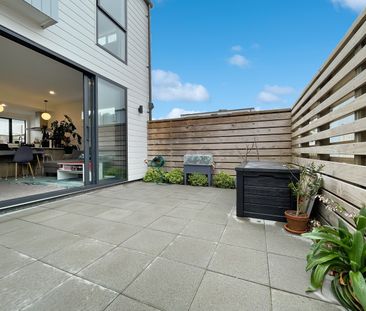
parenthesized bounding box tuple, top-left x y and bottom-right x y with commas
(0, 0, 150, 181)
(24, 0, 59, 20)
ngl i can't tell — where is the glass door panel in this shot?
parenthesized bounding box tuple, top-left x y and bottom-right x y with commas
(83, 74, 96, 184)
(97, 78, 127, 181)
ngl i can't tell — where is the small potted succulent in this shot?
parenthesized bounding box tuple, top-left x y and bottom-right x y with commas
(285, 163, 323, 234)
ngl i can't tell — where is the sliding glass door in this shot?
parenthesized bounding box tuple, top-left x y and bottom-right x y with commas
(83, 74, 95, 185)
(97, 78, 127, 181)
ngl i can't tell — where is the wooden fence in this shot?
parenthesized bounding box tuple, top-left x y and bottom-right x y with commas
(148, 11, 366, 230)
(148, 109, 292, 176)
(291, 11, 366, 229)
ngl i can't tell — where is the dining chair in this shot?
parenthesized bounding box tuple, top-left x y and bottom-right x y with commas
(7, 146, 35, 180)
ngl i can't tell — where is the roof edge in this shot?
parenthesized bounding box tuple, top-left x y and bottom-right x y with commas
(144, 0, 153, 8)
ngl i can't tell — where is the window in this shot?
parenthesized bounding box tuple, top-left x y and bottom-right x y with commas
(0, 118, 9, 144)
(97, 0, 127, 62)
(97, 78, 127, 181)
(0, 118, 26, 144)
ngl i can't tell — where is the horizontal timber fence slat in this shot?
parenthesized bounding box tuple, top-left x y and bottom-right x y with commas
(291, 10, 366, 229)
(148, 119, 290, 134)
(149, 127, 291, 139)
(148, 134, 291, 145)
(148, 109, 293, 176)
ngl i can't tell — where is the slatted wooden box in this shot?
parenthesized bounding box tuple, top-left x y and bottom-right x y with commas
(235, 161, 299, 222)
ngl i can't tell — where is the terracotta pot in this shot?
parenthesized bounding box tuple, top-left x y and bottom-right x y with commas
(284, 210, 309, 234)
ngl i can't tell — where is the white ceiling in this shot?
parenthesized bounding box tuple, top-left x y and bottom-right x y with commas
(0, 36, 83, 113)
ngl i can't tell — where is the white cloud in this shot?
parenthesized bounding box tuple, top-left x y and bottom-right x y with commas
(228, 54, 249, 68)
(231, 45, 242, 52)
(152, 69, 209, 102)
(331, 0, 366, 11)
(257, 92, 281, 103)
(257, 85, 295, 103)
(264, 85, 295, 95)
(164, 108, 201, 119)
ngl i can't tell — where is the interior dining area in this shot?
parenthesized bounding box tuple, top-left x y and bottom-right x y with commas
(0, 35, 85, 203)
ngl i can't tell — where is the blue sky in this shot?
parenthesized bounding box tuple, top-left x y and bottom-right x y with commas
(151, 0, 366, 119)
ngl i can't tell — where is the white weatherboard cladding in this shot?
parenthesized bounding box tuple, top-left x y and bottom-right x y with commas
(0, 0, 149, 181)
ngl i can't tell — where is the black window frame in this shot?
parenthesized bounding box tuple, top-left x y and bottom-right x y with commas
(0, 117, 26, 144)
(96, 0, 127, 64)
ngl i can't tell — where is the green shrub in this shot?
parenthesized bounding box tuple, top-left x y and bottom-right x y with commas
(143, 168, 166, 183)
(213, 172, 235, 189)
(188, 173, 208, 187)
(165, 169, 184, 184)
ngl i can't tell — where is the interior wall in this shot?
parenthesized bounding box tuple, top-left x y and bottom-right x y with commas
(0, 103, 83, 146)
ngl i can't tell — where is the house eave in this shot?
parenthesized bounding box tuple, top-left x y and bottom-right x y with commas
(144, 0, 153, 8)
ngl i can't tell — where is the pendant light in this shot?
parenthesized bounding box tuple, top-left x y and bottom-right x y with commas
(41, 99, 51, 121)
(0, 103, 5, 113)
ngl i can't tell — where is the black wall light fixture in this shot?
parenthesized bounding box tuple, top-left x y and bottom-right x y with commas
(138, 105, 144, 113)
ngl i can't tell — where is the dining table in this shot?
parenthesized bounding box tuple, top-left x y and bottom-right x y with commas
(0, 148, 46, 174)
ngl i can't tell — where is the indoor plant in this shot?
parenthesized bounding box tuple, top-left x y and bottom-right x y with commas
(50, 115, 82, 152)
(41, 125, 50, 147)
(285, 163, 323, 234)
(303, 198, 366, 311)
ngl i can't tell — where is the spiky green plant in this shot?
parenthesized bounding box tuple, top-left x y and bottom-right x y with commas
(303, 205, 366, 311)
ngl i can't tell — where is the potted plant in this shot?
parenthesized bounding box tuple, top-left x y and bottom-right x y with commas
(41, 125, 50, 147)
(303, 197, 366, 311)
(50, 115, 82, 153)
(285, 163, 323, 234)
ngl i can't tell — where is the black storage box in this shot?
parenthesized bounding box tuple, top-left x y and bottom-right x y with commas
(235, 161, 299, 222)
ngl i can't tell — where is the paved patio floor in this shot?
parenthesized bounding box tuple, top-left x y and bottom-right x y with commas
(0, 182, 343, 311)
